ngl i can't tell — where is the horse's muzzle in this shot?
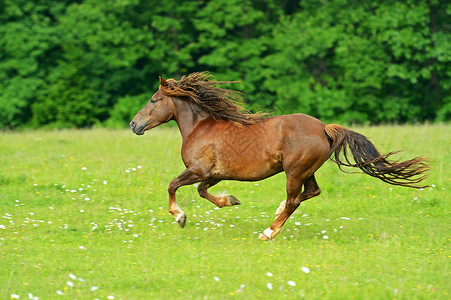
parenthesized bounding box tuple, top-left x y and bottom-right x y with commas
(130, 121, 145, 135)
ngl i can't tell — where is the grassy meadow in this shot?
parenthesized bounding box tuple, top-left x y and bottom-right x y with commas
(0, 124, 449, 299)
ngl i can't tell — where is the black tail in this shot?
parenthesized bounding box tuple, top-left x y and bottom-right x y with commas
(324, 124, 430, 188)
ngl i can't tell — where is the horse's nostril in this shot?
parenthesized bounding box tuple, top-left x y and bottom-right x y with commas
(130, 121, 136, 129)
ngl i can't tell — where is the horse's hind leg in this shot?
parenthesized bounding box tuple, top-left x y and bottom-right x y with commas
(260, 171, 321, 240)
(275, 174, 321, 218)
(259, 172, 305, 240)
(197, 179, 241, 207)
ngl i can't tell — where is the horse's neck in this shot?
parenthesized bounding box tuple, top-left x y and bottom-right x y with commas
(171, 97, 210, 139)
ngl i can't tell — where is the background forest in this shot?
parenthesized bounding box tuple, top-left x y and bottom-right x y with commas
(1, 0, 450, 128)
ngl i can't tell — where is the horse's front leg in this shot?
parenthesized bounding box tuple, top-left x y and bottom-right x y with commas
(197, 179, 241, 207)
(168, 169, 202, 228)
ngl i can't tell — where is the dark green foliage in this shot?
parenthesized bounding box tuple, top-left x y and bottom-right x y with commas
(265, 0, 451, 123)
(0, 0, 449, 128)
(105, 94, 150, 128)
(0, 0, 71, 128)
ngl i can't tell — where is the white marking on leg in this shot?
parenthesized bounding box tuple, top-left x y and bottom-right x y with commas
(170, 203, 185, 221)
(215, 191, 230, 206)
(173, 208, 186, 228)
(216, 191, 228, 198)
(275, 200, 286, 216)
(175, 212, 184, 222)
(263, 227, 274, 239)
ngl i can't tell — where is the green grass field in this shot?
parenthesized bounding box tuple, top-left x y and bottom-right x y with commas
(1, 125, 449, 299)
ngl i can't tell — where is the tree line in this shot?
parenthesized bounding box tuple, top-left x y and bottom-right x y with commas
(1, 0, 450, 129)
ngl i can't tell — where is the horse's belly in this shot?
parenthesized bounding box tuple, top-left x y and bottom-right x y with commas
(213, 148, 283, 181)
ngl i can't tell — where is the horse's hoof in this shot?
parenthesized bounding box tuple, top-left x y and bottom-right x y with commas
(228, 195, 241, 206)
(176, 213, 186, 228)
(259, 227, 275, 240)
(259, 232, 270, 241)
(258, 228, 281, 241)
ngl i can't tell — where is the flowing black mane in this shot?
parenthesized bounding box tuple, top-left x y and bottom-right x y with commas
(159, 72, 266, 126)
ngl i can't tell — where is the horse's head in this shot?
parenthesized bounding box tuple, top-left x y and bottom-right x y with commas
(130, 77, 174, 135)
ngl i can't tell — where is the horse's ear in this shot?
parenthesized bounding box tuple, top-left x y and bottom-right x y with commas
(159, 76, 167, 87)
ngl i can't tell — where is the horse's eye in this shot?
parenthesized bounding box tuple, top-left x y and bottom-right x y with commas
(151, 96, 162, 104)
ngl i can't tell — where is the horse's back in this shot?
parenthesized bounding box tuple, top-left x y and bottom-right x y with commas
(274, 113, 326, 132)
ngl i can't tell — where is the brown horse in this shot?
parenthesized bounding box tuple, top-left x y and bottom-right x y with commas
(130, 72, 429, 240)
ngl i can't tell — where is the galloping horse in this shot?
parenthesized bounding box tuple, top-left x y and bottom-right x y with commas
(130, 72, 429, 240)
